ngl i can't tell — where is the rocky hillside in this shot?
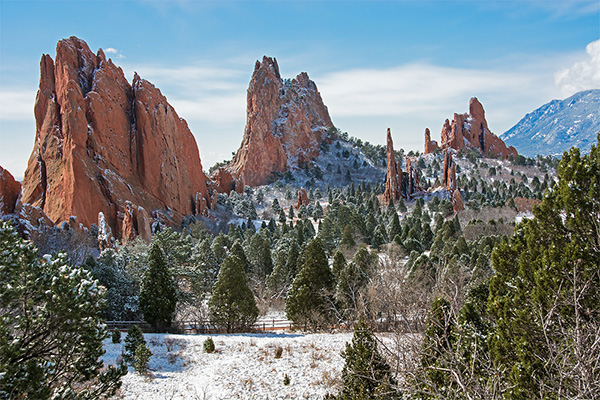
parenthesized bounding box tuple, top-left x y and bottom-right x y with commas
(215, 56, 333, 191)
(501, 89, 600, 157)
(20, 37, 213, 240)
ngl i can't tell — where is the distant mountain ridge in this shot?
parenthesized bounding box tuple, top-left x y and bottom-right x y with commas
(501, 89, 600, 157)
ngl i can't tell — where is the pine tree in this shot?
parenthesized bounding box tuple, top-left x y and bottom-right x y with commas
(124, 325, 146, 364)
(192, 238, 220, 292)
(332, 250, 347, 278)
(388, 212, 402, 239)
(340, 224, 356, 248)
(209, 255, 259, 333)
(337, 320, 401, 400)
(0, 222, 126, 398)
(488, 136, 600, 399)
(230, 240, 250, 274)
(247, 233, 273, 281)
(285, 238, 335, 330)
(139, 243, 177, 332)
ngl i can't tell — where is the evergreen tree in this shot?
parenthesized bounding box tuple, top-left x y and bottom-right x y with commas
(340, 224, 356, 248)
(488, 137, 600, 399)
(192, 238, 220, 293)
(285, 238, 335, 330)
(209, 255, 259, 333)
(418, 297, 456, 395)
(212, 233, 229, 261)
(139, 243, 177, 331)
(388, 212, 402, 239)
(332, 250, 347, 278)
(230, 240, 250, 274)
(279, 208, 287, 224)
(0, 222, 125, 398)
(247, 233, 273, 281)
(336, 319, 401, 400)
(123, 325, 146, 365)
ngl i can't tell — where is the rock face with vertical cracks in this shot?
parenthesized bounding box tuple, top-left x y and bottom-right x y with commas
(219, 56, 334, 190)
(20, 37, 211, 239)
(426, 97, 517, 158)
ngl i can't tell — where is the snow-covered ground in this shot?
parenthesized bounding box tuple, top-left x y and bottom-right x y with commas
(104, 332, 358, 399)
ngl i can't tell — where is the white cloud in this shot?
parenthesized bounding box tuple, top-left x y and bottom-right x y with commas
(555, 39, 600, 97)
(314, 59, 562, 150)
(104, 47, 125, 59)
(0, 89, 35, 121)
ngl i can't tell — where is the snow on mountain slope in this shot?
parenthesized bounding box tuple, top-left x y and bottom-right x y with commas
(501, 89, 600, 157)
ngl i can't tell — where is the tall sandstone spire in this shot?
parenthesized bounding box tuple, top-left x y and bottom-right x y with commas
(218, 56, 333, 190)
(384, 129, 402, 203)
(21, 37, 211, 239)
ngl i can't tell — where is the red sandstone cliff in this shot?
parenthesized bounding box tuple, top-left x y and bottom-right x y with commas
(0, 166, 21, 215)
(425, 97, 517, 158)
(219, 56, 333, 190)
(20, 37, 211, 239)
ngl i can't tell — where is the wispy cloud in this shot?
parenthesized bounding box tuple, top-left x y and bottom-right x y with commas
(555, 39, 600, 97)
(104, 47, 125, 60)
(0, 89, 35, 121)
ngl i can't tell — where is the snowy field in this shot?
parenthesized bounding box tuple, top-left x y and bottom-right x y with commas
(104, 332, 360, 399)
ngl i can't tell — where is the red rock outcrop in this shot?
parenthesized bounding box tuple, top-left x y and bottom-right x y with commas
(424, 128, 438, 154)
(384, 129, 402, 204)
(404, 158, 424, 197)
(429, 97, 517, 158)
(20, 37, 211, 239)
(219, 56, 333, 190)
(384, 129, 424, 204)
(443, 150, 457, 192)
(0, 166, 21, 215)
(452, 189, 464, 212)
(296, 188, 309, 209)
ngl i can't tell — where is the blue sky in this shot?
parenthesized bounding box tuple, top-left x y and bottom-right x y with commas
(1, 0, 599, 179)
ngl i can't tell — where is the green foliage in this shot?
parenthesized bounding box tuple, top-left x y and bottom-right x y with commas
(124, 325, 146, 365)
(139, 243, 177, 331)
(340, 224, 356, 248)
(336, 247, 375, 318)
(332, 250, 347, 278)
(134, 343, 152, 374)
(111, 328, 122, 344)
(85, 249, 138, 321)
(488, 136, 600, 399)
(285, 238, 335, 330)
(336, 320, 401, 400)
(209, 255, 259, 333)
(203, 337, 215, 353)
(283, 373, 291, 386)
(0, 222, 126, 399)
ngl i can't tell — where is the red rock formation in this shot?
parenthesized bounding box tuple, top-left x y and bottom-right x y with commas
(424, 128, 438, 154)
(296, 188, 309, 209)
(433, 97, 517, 158)
(0, 166, 21, 215)
(384, 129, 402, 204)
(20, 37, 211, 239)
(384, 129, 424, 204)
(220, 56, 333, 189)
(212, 167, 237, 193)
(443, 150, 457, 192)
(452, 189, 464, 212)
(404, 158, 423, 198)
